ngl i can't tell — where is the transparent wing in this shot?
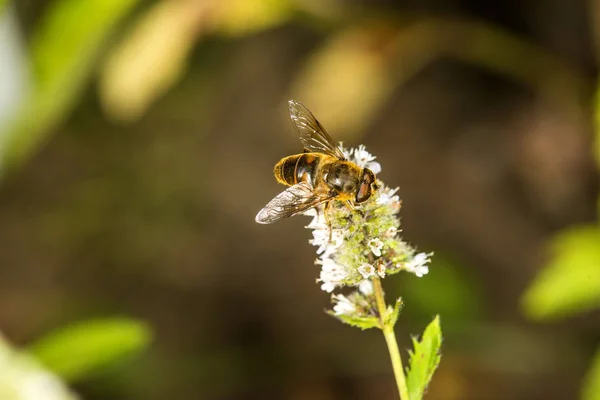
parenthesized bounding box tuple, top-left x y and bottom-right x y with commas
(288, 100, 346, 160)
(255, 182, 333, 224)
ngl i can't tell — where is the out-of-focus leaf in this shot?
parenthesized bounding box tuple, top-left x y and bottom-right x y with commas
(521, 225, 600, 320)
(401, 254, 482, 324)
(28, 318, 151, 382)
(100, 0, 208, 122)
(2, 0, 141, 169)
(214, 0, 292, 36)
(0, 334, 77, 400)
(289, 25, 396, 140)
(406, 315, 442, 400)
(0, 1, 7, 13)
(0, 5, 29, 140)
(582, 347, 600, 400)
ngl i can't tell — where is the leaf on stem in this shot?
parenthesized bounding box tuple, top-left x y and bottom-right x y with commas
(384, 297, 403, 328)
(327, 312, 380, 330)
(406, 315, 442, 400)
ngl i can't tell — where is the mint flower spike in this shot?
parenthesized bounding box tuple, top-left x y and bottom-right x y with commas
(304, 144, 431, 296)
(303, 145, 439, 400)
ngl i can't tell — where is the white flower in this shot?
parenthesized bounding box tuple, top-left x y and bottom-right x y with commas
(332, 294, 356, 316)
(377, 186, 400, 206)
(351, 145, 382, 174)
(318, 258, 348, 292)
(306, 209, 344, 257)
(358, 279, 373, 295)
(310, 228, 344, 256)
(321, 282, 336, 293)
(358, 263, 376, 279)
(339, 143, 352, 160)
(367, 238, 384, 257)
(304, 208, 324, 229)
(404, 252, 431, 277)
(299, 145, 432, 298)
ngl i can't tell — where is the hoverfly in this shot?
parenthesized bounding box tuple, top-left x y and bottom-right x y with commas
(255, 100, 379, 224)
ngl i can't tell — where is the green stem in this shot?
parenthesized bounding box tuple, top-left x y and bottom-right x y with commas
(372, 277, 409, 400)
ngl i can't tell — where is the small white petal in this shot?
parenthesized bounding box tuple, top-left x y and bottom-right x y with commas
(404, 252, 432, 278)
(368, 238, 384, 257)
(377, 186, 400, 205)
(339, 143, 351, 159)
(358, 264, 376, 279)
(366, 161, 381, 175)
(414, 265, 429, 277)
(358, 280, 373, 295)
(318, 258, 348, 292)
(332, 294, 356, 315)
(303, 208, 318, 217)
(321, 282, 336, 293)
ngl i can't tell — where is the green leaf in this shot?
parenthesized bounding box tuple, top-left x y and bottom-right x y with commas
(406, 315, 442, 400)
(582, 347, 600, 400)
(28, 317, 151, 382)
(2, 0, 141, 169)
(521, 225, 600, 321)
(99, 0, 201, 122)
(215, 0, 292, 36)
(327, 312, 380, 330)
(385, 297, 403, 328)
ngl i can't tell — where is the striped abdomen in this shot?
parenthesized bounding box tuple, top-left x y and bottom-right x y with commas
(274, 153, 325, 188)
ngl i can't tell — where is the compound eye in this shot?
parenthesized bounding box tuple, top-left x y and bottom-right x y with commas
(364, 169, 375, 184)
(355, 182, 371, 203)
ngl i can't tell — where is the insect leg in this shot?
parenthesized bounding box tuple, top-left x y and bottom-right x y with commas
(323, 201, 333, 242)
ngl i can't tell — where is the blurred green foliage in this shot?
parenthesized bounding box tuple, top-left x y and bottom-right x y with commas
(215, 0, 292, 36)
(0, 0, 597, 399)
(401, 254, 482, 325)
(521, 226, 600, 320)
(406, 316, 442, 400)
(4, 0, 141, 168)
(519, 78, 600, 400)
(28, 318, 151, 382)
(583, 349, 600, 400)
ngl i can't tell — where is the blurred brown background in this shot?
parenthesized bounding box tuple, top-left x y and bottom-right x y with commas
(0, 0, 599, 399)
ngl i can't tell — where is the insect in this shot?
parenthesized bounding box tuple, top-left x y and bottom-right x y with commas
(255, 100, 379, 225)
